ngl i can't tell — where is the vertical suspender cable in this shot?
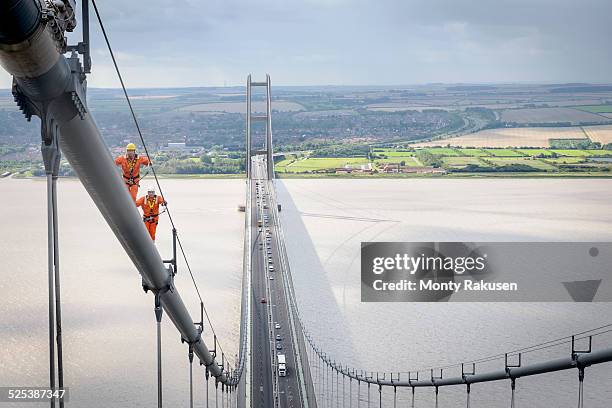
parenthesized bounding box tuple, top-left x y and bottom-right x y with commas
(510, 379, 515, 408)
(323, 361, 327, 407)
(357, 380, 361, 408)
(319, 354, 322, 403)
(466, 383, 471, 408)
(188, 345, 194, 408)
(154, 294, 163, 408)
(343, 372, 346, 408)
(349, 378, 352, 408)
(337, 370, 340, 408)
(206, 369, 210, 408)
(331, 365, 334, 407)
(577, 368, 585, 408)
(435, 387, 439, 408)
(411, 387, 415, 408)
(46, 173, 56, 408)
(51, 174, 64, 408)
(367, 382, 370, 408)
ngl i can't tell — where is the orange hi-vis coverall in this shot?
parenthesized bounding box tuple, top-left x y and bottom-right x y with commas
(136, 195, 166, 241)
(115, 154, 150, 201)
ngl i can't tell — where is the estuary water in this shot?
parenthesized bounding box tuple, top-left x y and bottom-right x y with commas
(1, 177, 612, 407)
(277, 179, 612, 408)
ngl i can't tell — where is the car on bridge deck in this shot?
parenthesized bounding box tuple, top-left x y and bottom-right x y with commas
(276, 343, 282, 350)
(260, 297, 267, 304)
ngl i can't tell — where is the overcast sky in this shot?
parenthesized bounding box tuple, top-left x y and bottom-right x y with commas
(1, 0, 612, 88)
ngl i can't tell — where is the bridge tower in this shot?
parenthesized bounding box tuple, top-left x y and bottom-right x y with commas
(246, 74, 274, 179)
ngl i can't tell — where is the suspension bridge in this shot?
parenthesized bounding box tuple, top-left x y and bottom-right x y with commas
(1, 1, 611, 407)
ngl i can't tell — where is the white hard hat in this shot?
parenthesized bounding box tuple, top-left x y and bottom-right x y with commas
(147, 185, 156, 194)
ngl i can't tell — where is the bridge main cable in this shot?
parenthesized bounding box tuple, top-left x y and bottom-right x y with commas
(0, 0, 236, 388)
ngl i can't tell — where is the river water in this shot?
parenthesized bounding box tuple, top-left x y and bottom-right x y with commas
(1, 178, 611, 407)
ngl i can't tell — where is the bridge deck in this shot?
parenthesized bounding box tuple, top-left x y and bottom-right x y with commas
(249, 155, 311, 408)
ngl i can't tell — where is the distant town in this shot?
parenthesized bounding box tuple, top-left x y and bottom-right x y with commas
(2, 83, 612, 178)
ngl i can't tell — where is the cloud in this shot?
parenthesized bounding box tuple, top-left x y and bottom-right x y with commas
(0, 0, 611, 86)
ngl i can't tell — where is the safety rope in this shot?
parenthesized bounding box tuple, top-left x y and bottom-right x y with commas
(91, 0, 237, 377)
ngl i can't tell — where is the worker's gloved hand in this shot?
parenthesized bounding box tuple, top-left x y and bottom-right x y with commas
(163, 201, 167, 206)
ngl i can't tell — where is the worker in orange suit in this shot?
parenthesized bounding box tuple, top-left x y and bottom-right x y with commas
(136, 186, 167, 242)
(115, 143, 151, 202)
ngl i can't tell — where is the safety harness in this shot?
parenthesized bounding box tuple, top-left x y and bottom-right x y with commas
(123, 154, 140, 186)
(143, 195, 166, 223)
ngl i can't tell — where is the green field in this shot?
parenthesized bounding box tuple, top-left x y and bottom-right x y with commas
(284, 157, 369, 172)
(373, 149, 415, 157)
(486, 157, 557, 170)
(421, 148, 460, 156)
(517, 149, 557, 157)
(574, 105, 612, 113)
(585, 150, 612, 157)
(544, 157, 586, 164)
(374, 157, 422, 166)
(550, 150, 592, 157)
(457, 149, 490, 157)
(484, 149, 524, 157)
(442, 157, 487, 167)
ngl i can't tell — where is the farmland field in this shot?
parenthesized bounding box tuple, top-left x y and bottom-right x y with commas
(373, 149, 416, 157)
(574, 105, 612, 113)
(583, 125, 612, 144)
(518, 149, 556, 157)
(284, 157, 369, 172)
(413, 126, 591, 148)
(500, 107, 607, 124)
(485, 157, 557, 170)
(275, 157, 296, 172)
(442, 157, 486, 167)
(544, 157, 586, 164)
(484, 149, 524, 157)
(374, 157, 422, 166)
(585, 150, 612, 156)
(421, 148, 460, 156)
(457, 149, 490, 157)
(550, 150, 592, 157)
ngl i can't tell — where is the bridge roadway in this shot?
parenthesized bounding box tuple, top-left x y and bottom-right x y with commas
(249, 155, 306, 408)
